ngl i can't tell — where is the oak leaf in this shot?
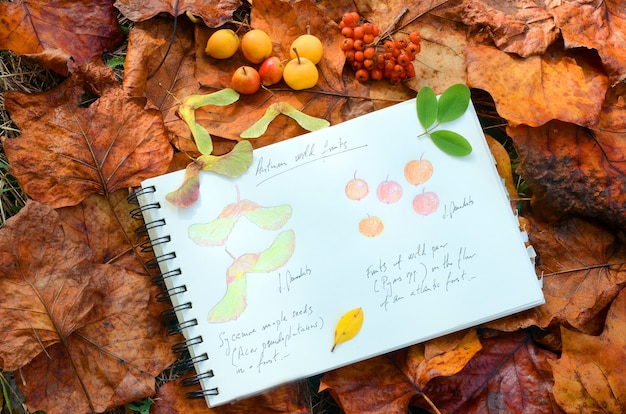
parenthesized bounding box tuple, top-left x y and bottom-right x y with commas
(466, 45, 609, 127)
(152, 375, 309, 413)
(550, 287, 626, 413)
(0, 0, 124, 75)
(550, 0, 626, 86)
(509, 83, 626, 230)
(0, 201, 177, 413)
(114, 0, 240, 27)
(2, 57, 173, 209)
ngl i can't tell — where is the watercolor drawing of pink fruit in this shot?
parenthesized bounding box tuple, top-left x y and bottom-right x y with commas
(345, 171, 369, 201)
(413, 190, 439, 216)
(376, 176, 403, 204)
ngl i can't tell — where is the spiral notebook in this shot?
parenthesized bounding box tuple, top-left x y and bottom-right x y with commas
(129, 98, 544, 407)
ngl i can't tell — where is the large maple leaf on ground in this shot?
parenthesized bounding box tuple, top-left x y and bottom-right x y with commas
(550, 287, 626, 413)
(2, 57, 173, 209)
(0, 201, 177, 413)
(0, 0, 124, 75)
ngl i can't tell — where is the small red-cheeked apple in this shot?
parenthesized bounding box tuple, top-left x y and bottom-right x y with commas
(231, 66, 261, 95)
(258, 56, 285, 86)
(283, 48, 318, 90)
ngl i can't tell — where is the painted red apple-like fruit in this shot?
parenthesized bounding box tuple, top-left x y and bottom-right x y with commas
(345, 171, 369, 201)
(376, 176, 403, 204)
(413, 191, 439, 216)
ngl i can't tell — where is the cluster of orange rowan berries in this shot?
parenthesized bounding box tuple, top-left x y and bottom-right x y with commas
(340, 12, 421, 85)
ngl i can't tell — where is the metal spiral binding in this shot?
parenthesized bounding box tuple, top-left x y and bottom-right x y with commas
(128, 186, 219, 398)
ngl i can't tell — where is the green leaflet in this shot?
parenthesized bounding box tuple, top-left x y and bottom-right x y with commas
(416, 86, 438, 130)
(240, 101, 329, 138)
(430, 130, 473, 157)
(437, 83, 471, 123)
(198, 140, 253, 177)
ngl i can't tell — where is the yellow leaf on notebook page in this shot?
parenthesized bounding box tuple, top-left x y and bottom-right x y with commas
(332, 307, 364, 352)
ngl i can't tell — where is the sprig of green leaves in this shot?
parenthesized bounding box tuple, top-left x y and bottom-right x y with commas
(416, 84, 472, 156)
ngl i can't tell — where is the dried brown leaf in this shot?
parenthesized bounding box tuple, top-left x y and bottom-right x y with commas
(414, 330, 561, 413)
(152, 375, 309, 413)
(467, 45, 609, 127)
(460, 0, 559, 57)
(509, 84, 626, 230)
(526, 216, 626, 333)
(114, 0, 240, 27)
(2, 58, 173, 209)
(0, 0, 124, 74)
(0, 201, 177, 413)
(550, 287, 626, 413)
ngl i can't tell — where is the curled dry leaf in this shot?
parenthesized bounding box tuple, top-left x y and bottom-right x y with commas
(466, 45, 609, 127)
(0, 0, 124, 74)
(460, 0, 559, 57)
(550, 0, 626, 86)
(550, 287, 626, 413)
(114, 0, 240, 27)
(404, 329, 482, 388)
(3, 57, 173, 209)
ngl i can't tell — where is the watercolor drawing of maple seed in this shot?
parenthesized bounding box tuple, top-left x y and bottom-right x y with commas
(188, 189, 295, 321)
